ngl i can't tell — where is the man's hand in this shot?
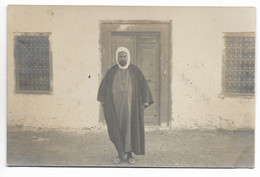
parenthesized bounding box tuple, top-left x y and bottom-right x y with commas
(144, 103, 149, 108)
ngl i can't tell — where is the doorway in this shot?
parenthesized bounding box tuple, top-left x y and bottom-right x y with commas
(100, 21, 171, 127)
(111, 32, 160, 125)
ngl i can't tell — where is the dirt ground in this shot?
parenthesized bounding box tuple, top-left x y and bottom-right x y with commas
(7, 127, 254, 168)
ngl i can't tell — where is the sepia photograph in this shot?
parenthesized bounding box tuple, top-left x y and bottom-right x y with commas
(6, 5, 255, 167)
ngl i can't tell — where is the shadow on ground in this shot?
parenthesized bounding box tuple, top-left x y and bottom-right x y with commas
(7, 127, 254, 168)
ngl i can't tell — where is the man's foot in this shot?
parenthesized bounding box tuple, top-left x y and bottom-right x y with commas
(128, 157, 135, 165)
(127, 152, 135, 165)
(113, 156, 122, 164)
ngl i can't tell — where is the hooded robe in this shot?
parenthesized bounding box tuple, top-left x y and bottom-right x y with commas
(97, 47, 154, 155)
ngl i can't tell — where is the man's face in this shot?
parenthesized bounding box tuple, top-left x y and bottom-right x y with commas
(118, 51, 128, 67)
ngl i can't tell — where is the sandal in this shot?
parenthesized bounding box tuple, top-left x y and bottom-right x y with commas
(128, 157, 135, 165)
(113, 156, 122, 164)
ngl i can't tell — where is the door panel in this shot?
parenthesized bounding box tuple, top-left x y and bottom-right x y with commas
(136, 33, 160, 125)
(111, 32, 160, 126)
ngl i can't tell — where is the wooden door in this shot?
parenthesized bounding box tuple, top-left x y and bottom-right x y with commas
(111, 32, 160, 126)
(136, 33, 160, 125)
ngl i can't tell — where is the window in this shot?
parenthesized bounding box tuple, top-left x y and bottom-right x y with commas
(223, 32, 255, 96)
(14, 33, 52, 94)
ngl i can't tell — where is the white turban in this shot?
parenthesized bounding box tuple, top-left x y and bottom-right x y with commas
(116, 47, 131, 69)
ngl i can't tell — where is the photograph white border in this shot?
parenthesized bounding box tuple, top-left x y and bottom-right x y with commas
(1, 0, 259, 177)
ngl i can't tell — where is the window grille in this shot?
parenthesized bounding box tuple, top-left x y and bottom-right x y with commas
(223, 32, 255, 96)
(14, 33, 52, 94)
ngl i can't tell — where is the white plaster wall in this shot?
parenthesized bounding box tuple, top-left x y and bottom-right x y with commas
(7, 6, 255, 130)
(170, 8, 255, 130)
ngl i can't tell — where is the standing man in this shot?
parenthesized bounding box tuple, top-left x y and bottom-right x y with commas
(97, 47, 153, 165)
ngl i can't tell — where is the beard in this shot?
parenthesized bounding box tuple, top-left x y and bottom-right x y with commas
(119, 60, 127, 66)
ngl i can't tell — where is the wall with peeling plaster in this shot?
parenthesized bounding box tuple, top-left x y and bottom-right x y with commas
(7, 6, 255, 130)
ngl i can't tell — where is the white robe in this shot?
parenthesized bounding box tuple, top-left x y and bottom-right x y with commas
(112, 68, 132, 152)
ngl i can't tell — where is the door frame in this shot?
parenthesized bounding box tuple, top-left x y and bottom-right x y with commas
(99, 20, 172, 127)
